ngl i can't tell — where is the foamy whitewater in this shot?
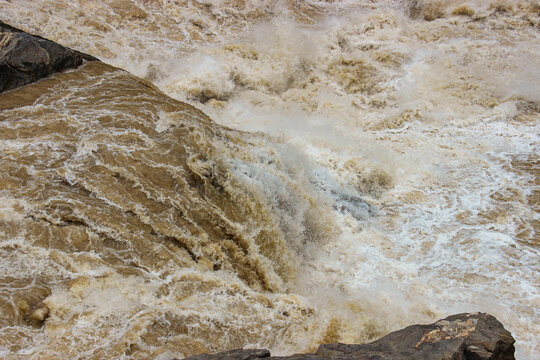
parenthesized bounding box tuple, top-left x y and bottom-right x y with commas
(0, 0, 538, 359)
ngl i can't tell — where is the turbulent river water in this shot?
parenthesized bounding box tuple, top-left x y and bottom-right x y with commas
(0, 1, 539, 359)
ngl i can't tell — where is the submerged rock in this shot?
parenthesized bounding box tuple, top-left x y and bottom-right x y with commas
(182, 313, 515, 360)
(0, 21, 98, 92)
(29, 305, 50, 327)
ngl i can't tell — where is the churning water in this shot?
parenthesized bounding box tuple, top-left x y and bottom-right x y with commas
(0, 1, 538, 359)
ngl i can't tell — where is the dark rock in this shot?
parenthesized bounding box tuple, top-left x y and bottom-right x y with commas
(181, 313, 515, 360)
(181, 349, 271, 360)
(0, 20, 98, 93)
(316, 313, 515, 360)
(269, 355, 353, 360)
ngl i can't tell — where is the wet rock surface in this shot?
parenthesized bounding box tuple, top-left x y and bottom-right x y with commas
(181, 313, 515, 360)
(181, 349, 271, 360)
(0, 21, 98, 92)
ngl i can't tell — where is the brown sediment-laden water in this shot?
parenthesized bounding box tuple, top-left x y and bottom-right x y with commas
(0, 1, 538, 359)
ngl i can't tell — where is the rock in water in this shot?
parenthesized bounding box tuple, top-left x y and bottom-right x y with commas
(181, 349, 271, 360)
(182, 313, 515, 360)
(316, 313, 515, 360)
(0, 21, 98, 92)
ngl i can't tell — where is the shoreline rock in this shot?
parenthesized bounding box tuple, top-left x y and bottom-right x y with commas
(0, 21, 98, 93)
(180, 313, 515, 360)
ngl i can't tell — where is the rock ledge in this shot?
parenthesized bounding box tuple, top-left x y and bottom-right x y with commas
(181, 313, 515, 360)
(0, 21, 98, 93)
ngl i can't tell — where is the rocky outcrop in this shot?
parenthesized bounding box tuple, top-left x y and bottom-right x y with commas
(0, 21, 98, 93)
(182, 349, 271, 360)
(181, 313, 515, 360)
(316, 313, 515, 360)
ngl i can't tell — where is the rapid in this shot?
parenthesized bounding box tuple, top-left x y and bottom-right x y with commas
(0, 0, 538, 359)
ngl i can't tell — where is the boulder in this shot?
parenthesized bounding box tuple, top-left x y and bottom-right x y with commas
(316, 313, 515, 360)
(181, 349, 271, 360)
(0, 21, 98, 92)
(181, 313, 515, 360)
